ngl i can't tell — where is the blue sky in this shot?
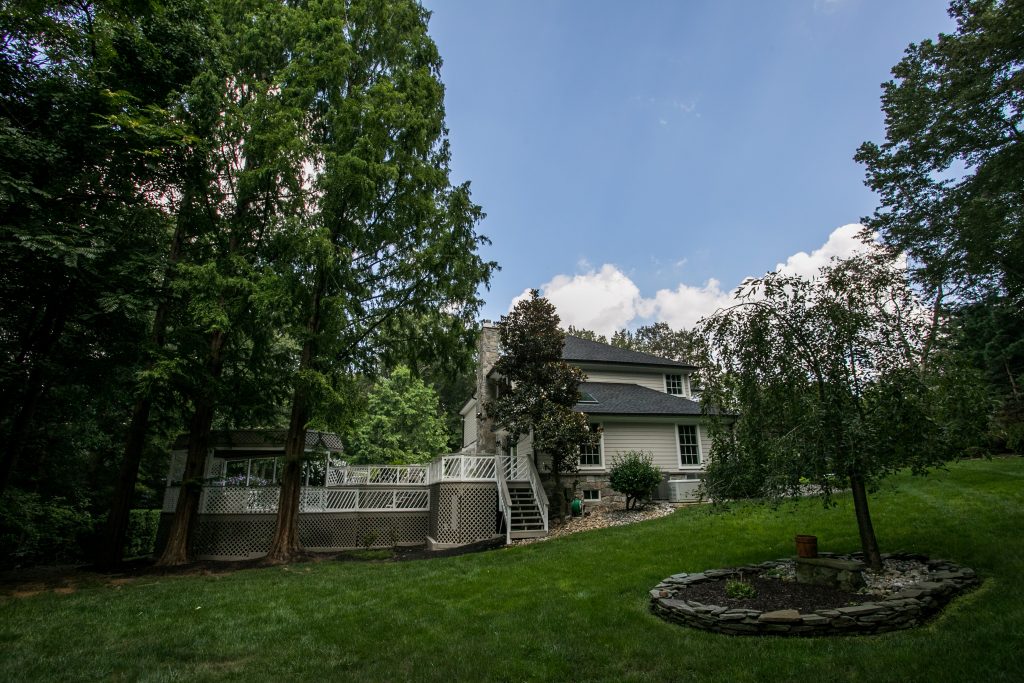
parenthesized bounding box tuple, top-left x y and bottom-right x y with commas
(422, 0, 955, 334)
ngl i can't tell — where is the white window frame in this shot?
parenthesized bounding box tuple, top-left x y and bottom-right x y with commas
(664, 373, 684, 396)
(676, 424, 702, 468)
(582, 489, 601, 502)
(579, 422, 604, 469)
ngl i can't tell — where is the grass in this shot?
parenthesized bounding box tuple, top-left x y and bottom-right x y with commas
(2, 457, 1023, 682)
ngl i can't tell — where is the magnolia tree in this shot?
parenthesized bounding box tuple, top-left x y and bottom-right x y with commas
(698, 245, 988, 569)
(490, 292, 594, 519)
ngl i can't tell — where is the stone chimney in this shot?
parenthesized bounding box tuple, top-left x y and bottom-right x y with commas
(475, 321, 500, 454)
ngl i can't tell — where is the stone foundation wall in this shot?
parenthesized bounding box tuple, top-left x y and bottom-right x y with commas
(650, 554, 979, 637)
(570, 472, 701, 508)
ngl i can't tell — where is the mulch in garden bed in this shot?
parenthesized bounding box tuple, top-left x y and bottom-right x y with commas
(680, 573, 866, 612)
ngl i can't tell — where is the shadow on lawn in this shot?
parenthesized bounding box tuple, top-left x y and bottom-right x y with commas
(0, 536, 507, 597)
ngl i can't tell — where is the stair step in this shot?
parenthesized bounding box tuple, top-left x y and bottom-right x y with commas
(510, 529, 547, 539)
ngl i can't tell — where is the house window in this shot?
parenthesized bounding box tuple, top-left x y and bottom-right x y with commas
(580, 423, 603, 468)
(582, 489, 600, 501)
(665, 374, 683, 395)
(678, 425, 701, 466)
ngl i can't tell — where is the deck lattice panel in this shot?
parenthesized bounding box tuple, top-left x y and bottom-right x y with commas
(429, 483, 497, 545)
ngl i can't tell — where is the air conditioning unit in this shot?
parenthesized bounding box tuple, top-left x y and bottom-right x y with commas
(668, 477, 701, 503)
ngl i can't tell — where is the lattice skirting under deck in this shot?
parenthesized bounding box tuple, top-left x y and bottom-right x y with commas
(427, 483, 500, 546)
(155, 511, 430, 560)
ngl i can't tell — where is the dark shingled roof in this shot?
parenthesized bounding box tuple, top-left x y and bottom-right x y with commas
(574, 382, 705, 416)
(171, 429, 343, 452)
(562, 335, 696, 369)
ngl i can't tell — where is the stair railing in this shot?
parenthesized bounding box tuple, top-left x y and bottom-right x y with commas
(494, 453, 513, 544)
(522, 453, 549, 532)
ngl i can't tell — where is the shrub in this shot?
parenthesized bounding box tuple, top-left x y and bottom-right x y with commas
(0, 489, 95, 567)
(608, 451, 662, 510)
(725, 578, 757, 600)
(124, 509, 162, 559)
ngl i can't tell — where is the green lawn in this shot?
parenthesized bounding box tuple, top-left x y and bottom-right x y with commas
(3, 458, 1023, 682)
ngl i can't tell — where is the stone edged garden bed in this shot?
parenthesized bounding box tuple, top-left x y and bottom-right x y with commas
(650, 553, 979, 636)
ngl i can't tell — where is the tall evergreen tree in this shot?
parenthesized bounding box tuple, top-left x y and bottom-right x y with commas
(856, 0, 1023, 453)
(262, 0, 494, 562)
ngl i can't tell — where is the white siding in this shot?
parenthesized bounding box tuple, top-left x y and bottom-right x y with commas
(585, 421, 712, 473)
(516, 431, 533, 455)
(583, 369, 666, 392)
(602, 422, 678, 470)
(462, 413, 477, 450)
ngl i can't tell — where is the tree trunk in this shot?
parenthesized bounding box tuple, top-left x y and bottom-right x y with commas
(849, 472, 883, 570)
(154, 399, 216, 566)
(551, 469, 565, 522)
(155, 329, 226, 566)
(100, 396, 153, 565)
(0, 366, 47, 496)
(100, 221, 183, 564)
(264, 268, 325, 564)
(263, 390, 310, 563)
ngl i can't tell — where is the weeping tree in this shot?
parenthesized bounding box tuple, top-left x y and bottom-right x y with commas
(262, 0, 494, 563)
(490, 291, 594, 520)
(698, 245, 989, 569)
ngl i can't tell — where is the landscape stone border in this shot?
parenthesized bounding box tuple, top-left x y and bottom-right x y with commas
(650, 553, 979, 636)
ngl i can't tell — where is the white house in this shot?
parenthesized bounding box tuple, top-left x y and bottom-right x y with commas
(460, 325, 712, 505)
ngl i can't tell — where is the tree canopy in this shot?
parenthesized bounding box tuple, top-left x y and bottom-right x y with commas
(345, 367, 450, 465)
(856, 0, 1022, 453)
(856, 0, 1023, 302)
(0, 0, 493, 567)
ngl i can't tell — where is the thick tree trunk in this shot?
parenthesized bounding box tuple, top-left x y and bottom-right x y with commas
(155, 399, 216, 566)
(155, 329, 226, 566)
(263, 392, 310, 564)
(849, 472, 883, 570)
(264, 269, 324, 564)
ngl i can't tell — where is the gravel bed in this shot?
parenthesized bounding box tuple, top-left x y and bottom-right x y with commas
(757, 557, 932, 597)
(511, 502, 676, 545)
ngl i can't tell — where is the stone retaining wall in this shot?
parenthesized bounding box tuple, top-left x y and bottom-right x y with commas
(650, 554, 978, 636)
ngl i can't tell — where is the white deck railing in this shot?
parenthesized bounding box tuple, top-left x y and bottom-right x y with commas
(161, 454, 545, 527)
(326, 465, 428, 486)
(522, 455, 549, 532)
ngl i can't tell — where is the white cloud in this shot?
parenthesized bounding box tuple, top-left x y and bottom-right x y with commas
(775, 223, 871, 280)
(534, 265, 646, 336)
(647, 279, 735, 329)
(508, 223, 876, 334)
